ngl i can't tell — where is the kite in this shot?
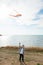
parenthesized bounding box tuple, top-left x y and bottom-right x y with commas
(9, 10, 22, 17)
(10, 14, 22, 17)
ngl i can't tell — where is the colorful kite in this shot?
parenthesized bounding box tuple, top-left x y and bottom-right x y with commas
(9, 10, 22, 17)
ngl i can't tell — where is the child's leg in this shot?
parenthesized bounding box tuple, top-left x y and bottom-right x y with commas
(19, 54, 22, 62)
(22, 54, 24, 62)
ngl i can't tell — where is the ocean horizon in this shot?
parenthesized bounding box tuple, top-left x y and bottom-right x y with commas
(0, 35, 43, 47)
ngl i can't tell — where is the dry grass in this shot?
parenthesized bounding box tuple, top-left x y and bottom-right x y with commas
(0, 46, 43, 65)
(1, 46, 43, 51)
(25, 47, 43, 52)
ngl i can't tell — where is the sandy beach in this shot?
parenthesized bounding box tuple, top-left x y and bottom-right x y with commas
(0, 46, 43, 65)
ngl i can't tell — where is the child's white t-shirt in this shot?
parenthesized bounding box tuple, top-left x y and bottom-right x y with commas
(19, 48, 24, 54)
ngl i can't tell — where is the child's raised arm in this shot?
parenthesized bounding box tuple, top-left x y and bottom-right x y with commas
(19, 42, 21, 48)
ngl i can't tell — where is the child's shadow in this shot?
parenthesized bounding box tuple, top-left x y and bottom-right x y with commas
(20, 62, 24, 65)
(20, 62, 27, 65)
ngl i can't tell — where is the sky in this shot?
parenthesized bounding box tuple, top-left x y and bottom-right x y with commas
(0, 0, 43, 35)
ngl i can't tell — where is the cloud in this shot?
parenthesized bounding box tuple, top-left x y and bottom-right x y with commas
(6, 0, 42, 25)
(0, 0, 43, 35)
(41, 0, 43, 2)
(38, 9, 43, 15)
(25, 23, 43, 35)
(32, 17, 40, 21)
(33, 9, 43, 21)
(0, 0, 42, 25)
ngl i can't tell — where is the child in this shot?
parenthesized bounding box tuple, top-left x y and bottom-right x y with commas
(19, 43, 24, 62)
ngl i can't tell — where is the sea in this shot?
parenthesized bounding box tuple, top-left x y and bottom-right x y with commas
(0, 35, 43, 47)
